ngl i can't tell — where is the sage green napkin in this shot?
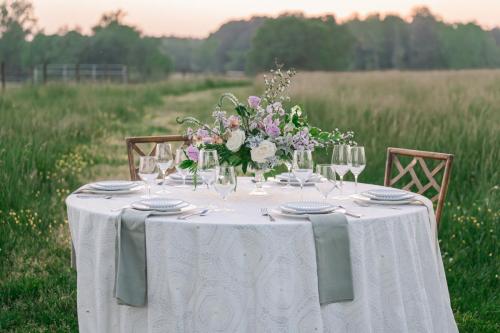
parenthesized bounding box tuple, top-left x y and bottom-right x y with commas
(114, 209, 152, 307)
(309, 213, 354, 304)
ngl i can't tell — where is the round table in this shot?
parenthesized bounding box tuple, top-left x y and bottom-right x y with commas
(66, 178, 457, 333)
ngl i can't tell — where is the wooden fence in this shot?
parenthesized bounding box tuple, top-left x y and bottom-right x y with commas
(1, 62, 128, 91)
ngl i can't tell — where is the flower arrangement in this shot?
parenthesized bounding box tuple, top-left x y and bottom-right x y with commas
(176, 66, 355, 174)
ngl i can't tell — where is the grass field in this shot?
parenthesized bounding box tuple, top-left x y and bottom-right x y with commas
(0, 71, 499, 332)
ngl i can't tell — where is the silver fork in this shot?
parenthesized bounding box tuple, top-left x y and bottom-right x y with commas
(260, 208, 276, 222)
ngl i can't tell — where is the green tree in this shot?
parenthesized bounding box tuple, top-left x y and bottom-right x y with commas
(0, 0, 36, 70)
(247, 14, 353, 73)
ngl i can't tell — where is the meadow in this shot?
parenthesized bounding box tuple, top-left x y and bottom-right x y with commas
(0, 70, 499, 332)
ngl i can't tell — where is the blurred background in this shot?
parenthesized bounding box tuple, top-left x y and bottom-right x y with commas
(1, 0, 500, 84)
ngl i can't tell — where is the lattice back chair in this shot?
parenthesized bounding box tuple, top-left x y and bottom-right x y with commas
(384, 147, 453, 227)
(126, 135, 191, 181)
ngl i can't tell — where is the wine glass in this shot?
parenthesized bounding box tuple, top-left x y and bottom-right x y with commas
(350, 146, 366, 193)
(213, 166, 236, 211)
(155, 143, 173, 194)
(281, 159, 293, 190)
(138, 156, 159, 198)
(332, 144, 350, 197)
(175, 148, 190, 188)
(292, 150, 314, 199)
(315, 164, 337, 200)
(198, 149, 219, 189)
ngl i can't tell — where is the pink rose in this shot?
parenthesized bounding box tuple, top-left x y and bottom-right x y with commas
(248, 96, 261, 109)
(186, 145, 199, 161)
(227, 115, 240, 129)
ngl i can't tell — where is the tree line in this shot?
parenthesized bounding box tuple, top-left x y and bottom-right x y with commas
(1, 0, 499, 80)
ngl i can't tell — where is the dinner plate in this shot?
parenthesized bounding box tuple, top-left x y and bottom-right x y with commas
(90, 180, 138, 191)
(81, 185, 144, 194)
(282, 201, 335, 213)
(169, 173, 194, 180)
(271, 179, 316, 187)
(270, 208, 335, 219)
(362, 188, 414, 201)
(131, 204, 197, 215)
(132, 198, 189, 211)
(351, 193, 417, 205)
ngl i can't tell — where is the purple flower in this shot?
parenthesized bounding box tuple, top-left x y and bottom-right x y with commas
(248, 96, 261, 108)
(186, 145, 199, 161)
(265, 124, 281, 138)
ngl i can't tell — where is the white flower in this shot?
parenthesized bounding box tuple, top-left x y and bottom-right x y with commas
(291, 105, 302, 116)
(225, 129, 246, 152)
(251, 140, 277, 163)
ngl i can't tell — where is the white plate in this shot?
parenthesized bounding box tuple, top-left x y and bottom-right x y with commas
(270, 208, 335, 219)
(362, 192, 415, 201)
(282, 201, 335, 213)
(351, 194, 417, 205)
(90, 181, 137, 191)
(271, 179, 315, 187)
(363, 188, 414, 200)
(134, 198, 188, 210)
(131, 203, 196, 215)
(81, 185, 144, 194)
(169, 173, 194, 180)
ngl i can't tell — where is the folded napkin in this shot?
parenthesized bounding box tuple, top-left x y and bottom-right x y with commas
(309, 213, 354, 304)
(114, 209, 152, 307)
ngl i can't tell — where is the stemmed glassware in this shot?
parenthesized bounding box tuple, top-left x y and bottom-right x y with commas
(315, 164, 337, 200)
(138, 156, 159, 198)
(332, 144, 350, 197)
(198, 149, 219, 189)
(292, 150, 314, 199)
(155, 143, 173, 194)
(281, 159, 293, 190)
(175, 148, 190, 188)
(213, 166, 237, 211)
(349, 146, 366, 193)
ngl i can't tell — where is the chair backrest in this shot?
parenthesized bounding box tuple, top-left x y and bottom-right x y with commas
(384, 147, 453, 226)
(126, 135, 190, 181)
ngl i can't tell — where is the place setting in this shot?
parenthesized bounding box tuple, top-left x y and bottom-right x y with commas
(74, 180, 144, 199)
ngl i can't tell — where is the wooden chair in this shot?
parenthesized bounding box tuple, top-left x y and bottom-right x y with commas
(126, 135, 190, 181)
(384, 147, 453, 227)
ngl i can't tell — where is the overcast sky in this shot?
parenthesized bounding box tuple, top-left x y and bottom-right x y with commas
(33, 0, 500, 37)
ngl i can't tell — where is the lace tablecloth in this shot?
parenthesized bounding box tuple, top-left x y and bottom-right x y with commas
(66, 178, 457, 332)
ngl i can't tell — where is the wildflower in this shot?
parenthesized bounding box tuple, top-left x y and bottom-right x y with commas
(247, 96, 261, 108)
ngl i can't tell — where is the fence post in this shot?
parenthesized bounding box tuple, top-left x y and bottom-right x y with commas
(76, 63, 80, 83)
(63, 64, 68, 82)
(43, 62, 47, 84)
(33, 66, 37, 84)
(92, 64, 96, 81)
(122, 65, 128, 84)
(1, 61, 5, 92)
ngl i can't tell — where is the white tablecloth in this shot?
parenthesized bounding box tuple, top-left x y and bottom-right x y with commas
(66, 178, 457, 333)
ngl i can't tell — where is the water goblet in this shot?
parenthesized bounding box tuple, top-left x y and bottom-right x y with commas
(213, 166, 236, 211)
(292, 150, 314, 199)
(138, 156, 159, 198)
(315, 164, 337, 200)
(155, 143, 173, 194)
(198, 149, 219, 189)
(175, 148, 191, 188)
(332, 144, 350, 197)
(349, 146, 366, 193)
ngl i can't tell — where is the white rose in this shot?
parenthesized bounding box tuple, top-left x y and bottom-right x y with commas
(251, 140, 277, 163)
(225, 129, 246, 152)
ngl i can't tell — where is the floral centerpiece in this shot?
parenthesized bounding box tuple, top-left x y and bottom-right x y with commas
(176, 66, 355, 175)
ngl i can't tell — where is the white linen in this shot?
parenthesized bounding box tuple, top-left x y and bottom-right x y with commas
(66, 178, 457, 333)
